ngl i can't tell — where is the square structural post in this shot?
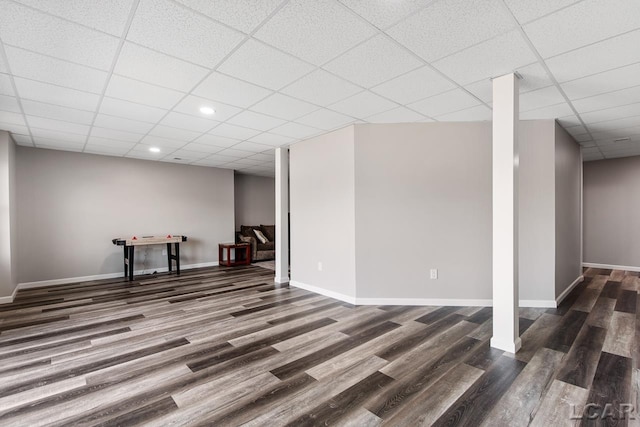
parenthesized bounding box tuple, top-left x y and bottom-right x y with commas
(275, 147, 289, 284)
(491, 73, 521, 353)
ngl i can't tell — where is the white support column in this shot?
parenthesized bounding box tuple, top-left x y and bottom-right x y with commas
(491, 73, 521, 353)
(275, 147, 289, 284)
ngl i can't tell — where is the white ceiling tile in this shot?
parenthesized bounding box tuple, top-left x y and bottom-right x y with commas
(193, 133, 240, 148)
(127, 0, 244, 67)
(463, 80, 493, 104)
(281, 69, 362, 106)
(127, 145, 169, 159)
(248, 132, 295, 146)
(91, 126, 144, 143)
(0, 95, 21, 113)
(0, 74, 14, 96)
(11, 134, 33, 146)
(159, 112, 218, 133)
(435, 105, 493, 122)
(371, 66, 455, 105)
(0, 1, 120, 70)
(270, 122, 323, 139)
(14, 0, 134, 36)
(105, 75, 184, 109)
(573, 133, 593, 143)
(561, 62, 640, 100)
(21, 100, 95, 125)
(0, 54, 7, 73)
(192, 156, 234, 167)
(30, 128, 86, 144)
(217, 39, 315, 90)
(173, 95, 242, 122)
(591, 124, 640, 141)
(179, 142, 224, 153)
(14, 77, 100, 111)
(433, 31, 537, 86)
(408, 89, 480, 117)
(387, 0, 515, 62)
(93, 114, 154, 134)
(138, 135, 185, 148)
(99, 97, 167, 123)
(594, 134, 640, 146)
(34, 139, 84, 151)
(573, 85, 640, 114)
(149, 124, 201, 142)
(254, 0, 376, 65)
(0, 111, 26, 126)
(227, 111, 286, 131)
(603, 146, 640, 159)
(216, 148, 254, 157)
(26, 115, 89, 136)
(366, 107, 426, 123)
(84, 144, 133, 156)
(0, 122, 29, 134)
(581, 147, 601, 155)
(164, 149, 209, 161)
(250, 93, 319, 121)
(296, 108, 356, 130)
(208, 123, 262, 140)
(87, 137, 138, 149)
(503, 0, 580, 24)
(324, 35, 423, 88)
(247, 152, 276, 162)
(231, 141, 274, 153)
(173, 0, 282, 33)
(557, 115, 583, 127)
(586, 116, 640, 134)
(524, 0, 640, 58)
(582, 152, 604, 161)
(581, 103, 640, 125)
(546, 30, 640, 83)
(193, 72, 272, 108)
(339, 0, 434, 29)
(519, 102, 574, 120)
(114, 42, 209, 92)
(565, 125, 587, 136)
(329, 91, 397, 119)
(520, 86, 566, 112)
(227, 157, 264, 166)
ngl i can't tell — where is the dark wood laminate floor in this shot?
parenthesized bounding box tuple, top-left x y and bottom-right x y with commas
(0, 266, 637, 426)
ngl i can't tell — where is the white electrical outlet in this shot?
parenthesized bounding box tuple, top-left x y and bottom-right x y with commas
(430, 269, 438, 279)
(318, 262, 323, 271)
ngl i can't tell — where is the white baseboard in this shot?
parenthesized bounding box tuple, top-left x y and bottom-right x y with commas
(274, 276, 290, 284)
(355, 297, 493, 307)
(556, 275, 584, 305)
(15, 261, 220, 291)
(0, 285, 19, 304)
(582, 262, 640, 273)
(291, 280, 552, 308)
(519, 300, 557, 308)
(289, 280, 357, 305)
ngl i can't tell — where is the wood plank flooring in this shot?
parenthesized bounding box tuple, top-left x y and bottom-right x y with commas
(0, 266, 637, 426)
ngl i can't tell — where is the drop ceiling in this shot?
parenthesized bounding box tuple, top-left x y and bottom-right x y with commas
(0, 0, 639, 176)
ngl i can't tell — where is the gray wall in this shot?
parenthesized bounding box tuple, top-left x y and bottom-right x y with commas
(554, 123, 582, 297)
(0, 131, 17, 298)
(289, 126, 356, 298)
(518, 121, 556, 301)
(234, 173, 275, 229)
(16, 147, 235, 283)
(354, 122, 493, 300)
(584, 155, 640, 268)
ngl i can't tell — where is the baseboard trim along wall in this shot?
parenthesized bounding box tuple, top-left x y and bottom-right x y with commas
(290, 280, 555, 307)
(556, 275, 584, 306)
(582, 262, 640, 273)
(289, 280, 357, 305)
(0, 285, 19, 304)
(13, 261, 220, 293)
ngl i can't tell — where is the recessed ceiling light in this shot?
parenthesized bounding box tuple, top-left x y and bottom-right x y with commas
(200, 106, 215, 115)
(149, 147, 161, 153)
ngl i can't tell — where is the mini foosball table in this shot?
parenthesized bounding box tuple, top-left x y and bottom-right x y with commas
(112, 235, 188, 281)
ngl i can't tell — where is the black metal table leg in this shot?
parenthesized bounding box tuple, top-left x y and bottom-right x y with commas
(167, 243, 172, 272)
(175, 243, 180, 275)
(128, 246, 135, 281)
(123, 246, 128, 277)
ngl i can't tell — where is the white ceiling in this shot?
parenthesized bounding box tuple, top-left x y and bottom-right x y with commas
(1, 0, 639, 176)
